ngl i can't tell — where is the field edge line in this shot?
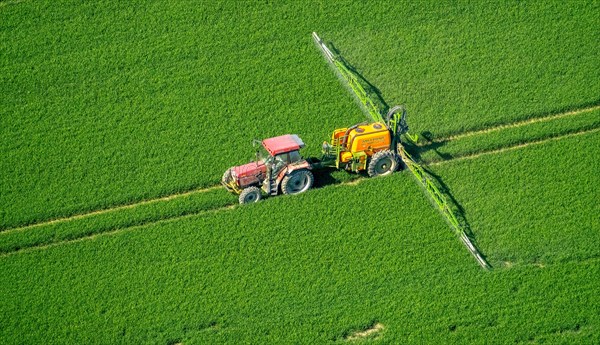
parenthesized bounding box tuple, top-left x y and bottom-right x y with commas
(419, 104, 600, 145)
(426, 127, 600, 166)
(2, 185, 222, 234)
(0, 204, 238, 258)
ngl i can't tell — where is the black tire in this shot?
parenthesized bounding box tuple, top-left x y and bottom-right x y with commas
(385, 105, 408, 135)
(239, 186, 262, 204)
(367, 150, 398, 177)
(281, 169, 314, 195)
(385, 105, 406, 123)
(222, 168, 232, 184)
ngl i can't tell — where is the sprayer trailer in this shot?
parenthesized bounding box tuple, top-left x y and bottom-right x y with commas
(317, 106, 409, 176)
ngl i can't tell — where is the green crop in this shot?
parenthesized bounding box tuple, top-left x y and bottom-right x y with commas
(1, 0, 599, 343)
(1, 141, 599, 343)
(431, 130, 600, 267)
(417, 107, 600, 163)
(2, 0, 599, 229)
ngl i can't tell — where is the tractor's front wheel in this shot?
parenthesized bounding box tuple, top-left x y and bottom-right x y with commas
(281, 169, 314, 195)
(239, 186, 262, 204)
(368, 150, 398, 177)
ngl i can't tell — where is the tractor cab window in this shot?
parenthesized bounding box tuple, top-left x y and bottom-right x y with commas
(271, 153, 288, 175)
(289, 150, 301, 162)
(274, 153, 290, 164)
(273, 151, 301, 164)
(257, 146, 270, 163)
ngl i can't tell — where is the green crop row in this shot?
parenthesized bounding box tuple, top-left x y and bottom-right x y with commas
(0, 168, 359, 253)
(1, 140, 599, 343)
(0, 188, 233, 254)
(2, 0, 599, 231)
(416, 107, 600, 163)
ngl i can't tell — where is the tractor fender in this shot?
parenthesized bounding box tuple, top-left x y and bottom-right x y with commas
(275, 161, 312, 186)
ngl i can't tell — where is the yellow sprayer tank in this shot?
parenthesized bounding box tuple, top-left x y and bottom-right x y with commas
(347, 122, 390, 153)
(334, 122, 391, 163)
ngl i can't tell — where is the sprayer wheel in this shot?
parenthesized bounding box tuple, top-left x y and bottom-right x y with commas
(368, 150, 398, 177)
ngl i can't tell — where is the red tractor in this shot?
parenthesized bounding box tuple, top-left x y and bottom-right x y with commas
(222, 134, 314, 204)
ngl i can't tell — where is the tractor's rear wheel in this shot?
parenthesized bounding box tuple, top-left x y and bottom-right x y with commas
(281, 169, 314, 195)
(368, 150, 398, 177)
(239, 186, 262, 204)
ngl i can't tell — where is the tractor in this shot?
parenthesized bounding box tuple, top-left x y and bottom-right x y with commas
(222, 134, 314, 204)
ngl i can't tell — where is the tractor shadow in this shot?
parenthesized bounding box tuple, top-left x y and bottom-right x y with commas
(310, 166, 365, 189)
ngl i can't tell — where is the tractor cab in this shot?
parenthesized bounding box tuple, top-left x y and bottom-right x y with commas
(222, 134, 314, 204)
(260, 134, 305, 173)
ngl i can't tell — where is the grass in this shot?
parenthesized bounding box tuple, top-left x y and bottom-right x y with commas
(1, 134, 599, 343)
(416, 107, 600, 163)
(1, 0, 599, 343)
(2, 0, 599, 229)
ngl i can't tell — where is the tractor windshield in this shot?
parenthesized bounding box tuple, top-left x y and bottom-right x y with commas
(256, 145, 272, 164)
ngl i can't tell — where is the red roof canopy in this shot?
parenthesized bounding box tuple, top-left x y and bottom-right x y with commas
(262, 134, 305, 156)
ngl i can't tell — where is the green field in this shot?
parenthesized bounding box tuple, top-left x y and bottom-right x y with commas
(1, 0, 599, 343)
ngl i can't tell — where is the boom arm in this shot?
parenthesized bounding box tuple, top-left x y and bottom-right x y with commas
(312, 32, 490, 270)
(398, 146, 491, 270)
(312, 32, 384, 123)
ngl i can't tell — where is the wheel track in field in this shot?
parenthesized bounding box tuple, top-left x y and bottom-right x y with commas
(0, 205, 238, 258)
(2, 186, 222, 234)
(3, 103, 598, 235)
(499, 253, 600, 270)
(418, 104, 600, 145)
(1, 127, 597, 257)
(427, 126, 600, 166)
